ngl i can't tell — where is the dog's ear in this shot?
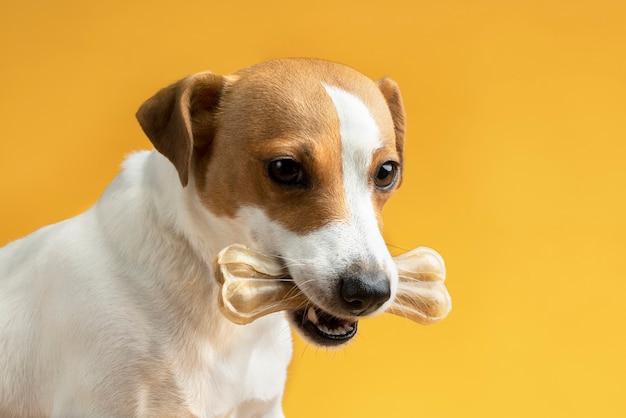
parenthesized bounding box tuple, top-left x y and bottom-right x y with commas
(136, 72, 226, 187)
(377, 78, 406, 164)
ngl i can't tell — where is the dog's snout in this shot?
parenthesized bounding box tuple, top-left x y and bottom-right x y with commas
(340, 271, 391, 316)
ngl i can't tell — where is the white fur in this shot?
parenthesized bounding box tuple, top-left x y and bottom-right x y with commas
(0, 151, 291, 417)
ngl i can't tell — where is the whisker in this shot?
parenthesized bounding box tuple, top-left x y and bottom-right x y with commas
(395, 293, 431, 318)
(232, 277, 296, 283)
(398, 272, 436, 277)
(280, 284, 308, 301)
(385, 242, 410, 255)
(269, 254, 309, 268)
(393, 306, 411, 322)
(292, 278, 322, 298)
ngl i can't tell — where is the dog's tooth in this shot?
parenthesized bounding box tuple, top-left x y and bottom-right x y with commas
(307, 307, 318, 324)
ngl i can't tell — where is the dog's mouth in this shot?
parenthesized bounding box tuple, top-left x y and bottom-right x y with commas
(291, 305, 358, 347)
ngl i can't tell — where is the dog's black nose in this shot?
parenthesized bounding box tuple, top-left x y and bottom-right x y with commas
(340, 271, 391, 316)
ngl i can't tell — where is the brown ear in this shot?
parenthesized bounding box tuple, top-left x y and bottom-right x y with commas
(136, 72, 225, 187)
(377, 78, 406, 164)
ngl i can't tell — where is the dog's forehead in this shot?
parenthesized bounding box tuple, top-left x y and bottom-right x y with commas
(322, 83, 382, 156)
(221, 59, 395, 144)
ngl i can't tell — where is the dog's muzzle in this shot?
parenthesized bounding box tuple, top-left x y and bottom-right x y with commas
(214, 244, 452, 348)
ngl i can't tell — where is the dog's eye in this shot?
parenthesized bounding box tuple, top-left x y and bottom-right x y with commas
(374, 161, 399, 190)
(268, 158, 305, 186)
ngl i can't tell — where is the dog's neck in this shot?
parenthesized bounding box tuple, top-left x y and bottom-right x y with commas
(104, 150, 253, 261)
(93, 150, 252, 340)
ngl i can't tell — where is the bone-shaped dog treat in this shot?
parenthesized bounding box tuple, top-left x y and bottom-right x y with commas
(214, 244, 452, 326)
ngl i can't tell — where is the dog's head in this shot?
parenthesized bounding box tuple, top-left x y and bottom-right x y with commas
(137, 58, 405, 347)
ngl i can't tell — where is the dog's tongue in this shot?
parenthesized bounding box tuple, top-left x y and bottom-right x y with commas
(213, 244, 452, 326)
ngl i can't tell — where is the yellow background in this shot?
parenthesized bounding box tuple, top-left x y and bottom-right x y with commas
(1, 0, 625, 416)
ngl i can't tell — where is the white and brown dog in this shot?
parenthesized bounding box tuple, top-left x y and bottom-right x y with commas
(0, 58, 405, 417)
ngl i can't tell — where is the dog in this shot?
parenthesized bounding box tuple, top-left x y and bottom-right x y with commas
(0, 58, 406, 417)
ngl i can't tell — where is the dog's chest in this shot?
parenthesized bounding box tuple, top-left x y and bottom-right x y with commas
(177, 314, 292, 417)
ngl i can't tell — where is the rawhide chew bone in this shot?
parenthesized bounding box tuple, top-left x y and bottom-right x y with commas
(214, 244, 452, 326)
